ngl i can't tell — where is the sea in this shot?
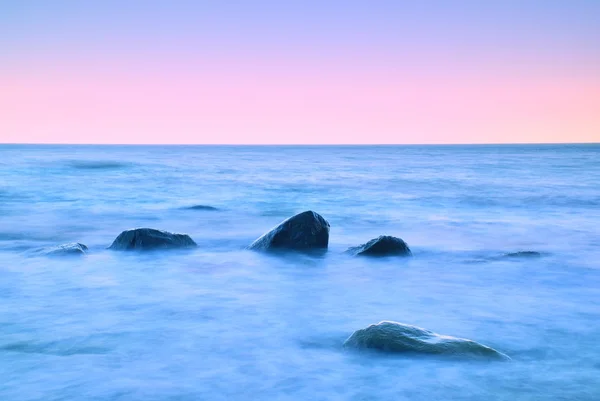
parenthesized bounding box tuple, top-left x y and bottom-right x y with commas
(0, 144, 599, 400)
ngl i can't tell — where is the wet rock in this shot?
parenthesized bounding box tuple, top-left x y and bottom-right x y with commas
(344, 321, 508, 360)
(503, 251, 542, 258)
(182, 205, 219, 211)
(39, 242, 88, 257)
(108, 228, 197, 251)
(68, 160, 128, 170)
(347, 235, 411, 257)
(248, 210, 330, 252)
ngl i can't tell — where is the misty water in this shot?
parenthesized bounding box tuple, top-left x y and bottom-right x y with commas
(1, 144, 599, 400)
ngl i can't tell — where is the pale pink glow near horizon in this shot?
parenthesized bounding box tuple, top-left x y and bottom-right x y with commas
(2, 2, 600, 144)
(2, 56, 599, 145)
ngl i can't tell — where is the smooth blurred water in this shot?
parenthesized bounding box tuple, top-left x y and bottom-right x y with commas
(0, 144, 599, 400)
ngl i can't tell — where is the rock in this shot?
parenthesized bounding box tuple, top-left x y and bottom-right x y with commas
(108, 228, 197, 251)
(347, 235, 411, 257)
(248, 211, 330, 252)
(69, 160, 128, 170)
(344, 321, 508, 360)
(39, 242, 88, 257)
(182, 205, 219, 211)
(503, 251, 542, 258)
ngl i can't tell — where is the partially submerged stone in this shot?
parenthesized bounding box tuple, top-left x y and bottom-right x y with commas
(182, 205, 219, 211)
(39, 242, 88, 257)
(248, 211, 330, 252)
(503, 251, 542, 259)
(344, 321, 508, 360)
(347, 235, 411, 257)
(108, 228, 197, 251)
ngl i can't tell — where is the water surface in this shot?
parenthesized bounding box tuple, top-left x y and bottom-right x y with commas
(1, 144, 599, 400)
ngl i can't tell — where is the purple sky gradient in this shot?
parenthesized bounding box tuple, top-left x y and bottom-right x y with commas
(1, 1, 599, 144)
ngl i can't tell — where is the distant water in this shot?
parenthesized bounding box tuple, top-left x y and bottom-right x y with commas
(1, 144, 599, 400)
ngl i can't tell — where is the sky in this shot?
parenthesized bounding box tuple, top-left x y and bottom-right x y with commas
(1, 0, 599, 144)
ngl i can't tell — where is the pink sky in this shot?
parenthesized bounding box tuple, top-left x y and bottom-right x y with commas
(2, 55, 598, 144)
(1, 1, 599, 144)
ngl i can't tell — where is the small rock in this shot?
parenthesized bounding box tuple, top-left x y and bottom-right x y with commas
(38, 243, 88, 257)
(182, 205, 219, 211)
(503, 251, 542, 258)
(108, 228, 197, 251)
(347, 235, 411, 257)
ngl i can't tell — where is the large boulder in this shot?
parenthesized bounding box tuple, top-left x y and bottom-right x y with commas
(347, 235, 411, 257)
(344, 321, 508, 360)
(108, 228, 197, 251)
(248, 211, 330, 252)
(37, 242, 88, 257)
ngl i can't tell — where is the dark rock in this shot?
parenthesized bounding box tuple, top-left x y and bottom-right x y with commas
(248, 210, 330, 252)
(347, 235, 411, 257)
(108, 228, 197, 251)
(39, 242, 88, 257)
(344, 321, 508, 359)
(503, 251, 542, 258)
(69, 160, 129, 170)
(183, 205, 219, 211)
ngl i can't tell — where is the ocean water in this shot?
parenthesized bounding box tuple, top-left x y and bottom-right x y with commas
(0, 144, 599, 400)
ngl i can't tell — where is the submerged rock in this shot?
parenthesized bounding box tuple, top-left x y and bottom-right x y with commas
(39, 242, 88, 257)
(108, 228, 197, 251)
(344, 321, 508, 359)
(182, 205, 219, 211)
(68, 160, 129, 170)
(347, 235, 411, 257)
(248, 211, 330, 252)
(503, 251, 542, 258)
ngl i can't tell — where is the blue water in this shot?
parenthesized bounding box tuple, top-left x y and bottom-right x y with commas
(0, 144, 599, 400)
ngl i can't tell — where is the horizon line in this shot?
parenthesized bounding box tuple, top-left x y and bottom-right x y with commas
(1, 142, 599, 146)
